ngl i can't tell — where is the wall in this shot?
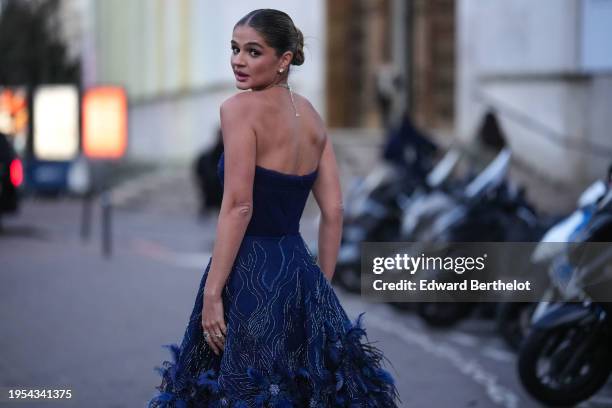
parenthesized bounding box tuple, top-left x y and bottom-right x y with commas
(82, 0, 325, 161)
(456, 0, 612, 196)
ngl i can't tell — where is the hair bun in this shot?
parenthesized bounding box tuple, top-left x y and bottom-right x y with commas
(291, 27, 305, 66)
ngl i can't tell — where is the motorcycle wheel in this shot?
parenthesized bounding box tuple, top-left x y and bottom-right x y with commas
(416, 302, 473, 327)
(518, 326, 611, 407)
(496, 302, 535, 351)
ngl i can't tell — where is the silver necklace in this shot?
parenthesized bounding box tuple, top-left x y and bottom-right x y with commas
(273, 83, 300, 117)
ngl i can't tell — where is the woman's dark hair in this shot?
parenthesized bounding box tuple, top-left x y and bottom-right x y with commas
(235, 9, 305, 66)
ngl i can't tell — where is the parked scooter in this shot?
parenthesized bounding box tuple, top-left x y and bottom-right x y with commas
(405, 150, 549, 327)
(332, 116, 438, 292)
(497, 179, 608, 350)
(518, 176, 612, 407)
(332, 112, 504, 295)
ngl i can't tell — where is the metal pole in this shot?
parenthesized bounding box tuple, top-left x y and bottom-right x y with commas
(81, 191, 92, 241)
(101, 190, 112, 258)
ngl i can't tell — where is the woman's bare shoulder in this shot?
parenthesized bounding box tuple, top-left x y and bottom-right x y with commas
(221, 92, 272, 125)
(220, 92, 257, 113)
(294, 93, 320, 114)
(289, 93, 320, 123)
(295, 93, 327, 138)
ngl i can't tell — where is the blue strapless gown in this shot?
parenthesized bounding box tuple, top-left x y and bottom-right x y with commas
(147, 153, 400, 407)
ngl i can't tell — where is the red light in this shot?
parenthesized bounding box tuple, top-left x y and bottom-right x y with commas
(9, 158, 23, 187)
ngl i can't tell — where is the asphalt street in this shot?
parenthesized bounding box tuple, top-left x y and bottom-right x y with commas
(1, 160, 611, 408)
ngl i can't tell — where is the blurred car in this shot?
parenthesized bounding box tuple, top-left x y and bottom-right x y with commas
(0, 131, 23, 215)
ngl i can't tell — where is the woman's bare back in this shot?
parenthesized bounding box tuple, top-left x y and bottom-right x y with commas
(245, 87, 327, 175)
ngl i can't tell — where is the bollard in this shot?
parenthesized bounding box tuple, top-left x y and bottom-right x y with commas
(81, 192, 92, 241)
(100, 191, 112, 258)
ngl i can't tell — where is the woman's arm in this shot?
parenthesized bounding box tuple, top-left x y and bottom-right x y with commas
(205, 94, 256, 297)
(312, 134, 344, 281)
(202, 94, 256, 354)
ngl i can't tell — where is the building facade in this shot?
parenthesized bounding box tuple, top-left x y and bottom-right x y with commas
(457, 0, 612, 195)
(326, 0, 456, 132)
(80, 0, 325, 161)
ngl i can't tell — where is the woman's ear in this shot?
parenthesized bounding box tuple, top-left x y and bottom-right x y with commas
(281, 50, 294, 68)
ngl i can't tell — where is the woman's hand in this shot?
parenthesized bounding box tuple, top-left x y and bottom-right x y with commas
(201, 291, 227, 355)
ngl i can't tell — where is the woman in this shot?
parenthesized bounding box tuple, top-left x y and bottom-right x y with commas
(148, 9, 400, 407)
